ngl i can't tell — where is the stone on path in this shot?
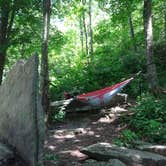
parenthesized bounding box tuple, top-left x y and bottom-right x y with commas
(0, 55, 45, 166)
(81, 142, 166, 166)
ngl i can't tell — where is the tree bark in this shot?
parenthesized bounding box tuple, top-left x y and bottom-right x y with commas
(88, 0, 93, 56)
(0, 52, 6, 84)
(129, 13, 137, 52)
(82, 0, 90, 63)
(143, 0, 160, 95)
(164, 12, 166, 40)
(79, 16, 84, 55)
(41, 0, 51, 115)
(0, 3, 10, 85)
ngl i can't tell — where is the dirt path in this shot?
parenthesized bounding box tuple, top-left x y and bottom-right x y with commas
(44, 105, 132, 166)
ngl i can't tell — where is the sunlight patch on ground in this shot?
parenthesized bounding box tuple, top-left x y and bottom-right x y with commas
(95, 135, 101, 138)
(53, 134, 75, 139)
(70, 150, 88, 160)
(111, 106, 128, 113)
(48, 145, 56, 150)
(59, 149, 88, 160)
(98, 117, 116, 123)
(87, 131, 95, 136)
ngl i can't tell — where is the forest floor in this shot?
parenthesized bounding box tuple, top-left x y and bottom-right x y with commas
(44, 102, 135, 166)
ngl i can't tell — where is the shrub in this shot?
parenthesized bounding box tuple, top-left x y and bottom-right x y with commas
(129, 93, 166, 143)
(113, 129, 138, 147)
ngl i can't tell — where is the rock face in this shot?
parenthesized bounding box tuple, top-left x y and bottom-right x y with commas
(83, 159, 126, 166)
(81, 143, 166, 166)
(0, 55, 45, 166)
(137, 145, 166, 157)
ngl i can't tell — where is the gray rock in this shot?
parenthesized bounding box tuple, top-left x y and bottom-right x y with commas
(0, 55, 45, 166)
(83, 159, 106, 166)
(137, 145, 166, 157)
(110, 159, 126, 166)
(81, 142, 166, 166)
(83, 159, 126, 166)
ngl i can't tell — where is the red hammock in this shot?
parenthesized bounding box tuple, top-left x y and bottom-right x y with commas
(76, 77, 134, 107)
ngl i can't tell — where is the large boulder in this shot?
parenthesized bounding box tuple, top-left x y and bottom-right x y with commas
(0, 55, 45, 166)
(83, 159, 126, 166)
(81, 143, 166, 166)
(137, 145, 166, 157)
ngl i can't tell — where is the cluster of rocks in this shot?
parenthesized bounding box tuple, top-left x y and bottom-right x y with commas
(0, 55, 44, 166)
(81, 142, 166, 166)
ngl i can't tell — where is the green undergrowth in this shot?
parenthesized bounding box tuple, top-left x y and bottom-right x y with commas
(48, 108, 66, 123)
(44, 152, 59, 164)
(115, 93, 166, 146)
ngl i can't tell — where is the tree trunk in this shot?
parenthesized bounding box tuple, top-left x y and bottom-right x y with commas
(0, 3, 9, 85)
(129, 13, 137, 52)
(41, 0, 51, 116)
(82, 0, 89, 63)
(143, 0, 160, 95)
(0, 52, 6, 84)
(164, 12, 166, 40)
(79, 16, 84, 55)
(88, 0, 93, 56)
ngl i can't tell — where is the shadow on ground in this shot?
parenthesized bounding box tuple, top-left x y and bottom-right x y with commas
(44, 105, 133, 166)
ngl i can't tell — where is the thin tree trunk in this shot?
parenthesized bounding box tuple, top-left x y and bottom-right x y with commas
(0, 3, 9, 85)
(82, 0, 89, 63)
(83, 14, 89, 56)
(129, 13, 137, 52)
(164, 12, 166, 40)
(88, 0, 93, 56)
(41, 0, 51, 115)
(79, 16, 84, 55)
(0, 52, 6, 84)
(143, 0, 160, 95)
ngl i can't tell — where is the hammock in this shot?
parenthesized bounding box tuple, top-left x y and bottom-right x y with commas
(76, 77, 134, 107)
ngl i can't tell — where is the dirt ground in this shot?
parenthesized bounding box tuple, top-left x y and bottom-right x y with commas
(44, 105, 133, 166)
